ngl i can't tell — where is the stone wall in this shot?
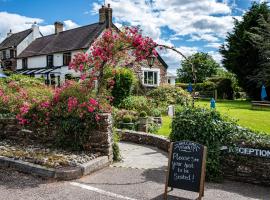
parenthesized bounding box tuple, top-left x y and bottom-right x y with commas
(0, 113, 113, 161)
(221, 154, 270, 186)
(116, 129, 170, 152)
(117, 129, 270, 186)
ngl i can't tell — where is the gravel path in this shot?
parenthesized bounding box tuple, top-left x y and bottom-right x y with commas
(0, 141, 269, 200)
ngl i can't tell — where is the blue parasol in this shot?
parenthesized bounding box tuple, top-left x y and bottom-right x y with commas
(261, 85, 268, 101)
(187, 82, 193, 93)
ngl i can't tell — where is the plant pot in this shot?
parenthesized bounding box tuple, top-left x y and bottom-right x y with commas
(138, 117, 148, 124)
(153, 117, 162, 125)
(120, 122, 135, 130)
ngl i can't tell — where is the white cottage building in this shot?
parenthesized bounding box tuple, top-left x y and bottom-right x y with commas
(0, 24, 42, 71)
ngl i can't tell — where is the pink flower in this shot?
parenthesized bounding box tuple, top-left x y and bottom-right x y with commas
(19, 103, 30, 115)
(67, 97, 78, 112)
(40, 101, 50, 109)
(95, 114, 100, 121)
(87, 106, 95, 113)
(89, 98, 98, 106)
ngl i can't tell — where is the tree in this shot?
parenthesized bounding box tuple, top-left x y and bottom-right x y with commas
(220, 2, 270, 99)
(177, 52, 220, 83)
(247, 16, 270, 90)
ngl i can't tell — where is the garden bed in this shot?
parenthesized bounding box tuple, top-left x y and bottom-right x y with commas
(0, 140, 100, 168)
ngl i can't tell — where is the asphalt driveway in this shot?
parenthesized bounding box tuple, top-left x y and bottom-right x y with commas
(0, 142, 269, 200)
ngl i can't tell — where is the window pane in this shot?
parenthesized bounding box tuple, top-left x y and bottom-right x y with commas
(148, 71, 153, 85)
(63, 52, 71, 66)
(144, 71, 147, 84)
(154, 72, 157, 85)
(47, 55, 54, 67)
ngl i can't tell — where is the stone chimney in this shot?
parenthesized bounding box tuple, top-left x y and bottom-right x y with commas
(7, 29, 12, 37)
(54, 21, 63, 34)
(99, 4, 112, 28)
(31, 22, 40, 40)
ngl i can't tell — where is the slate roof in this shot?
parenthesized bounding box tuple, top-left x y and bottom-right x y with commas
(0, 29, 32, 50)
(18, 23, 106, 58)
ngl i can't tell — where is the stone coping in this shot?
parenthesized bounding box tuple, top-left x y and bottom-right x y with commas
(0, 156, 110, 180)
(116, 129, 170, 152)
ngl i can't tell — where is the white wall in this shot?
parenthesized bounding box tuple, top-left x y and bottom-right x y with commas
(28, 55, 47, 69)
(54, 53, 63, 67)
(17, 59, 22, 69)
(168, 77, 176, 86)
(17, 27, 42, 56)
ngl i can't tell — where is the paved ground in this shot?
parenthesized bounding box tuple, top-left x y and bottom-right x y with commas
(0, 142, 269, 200)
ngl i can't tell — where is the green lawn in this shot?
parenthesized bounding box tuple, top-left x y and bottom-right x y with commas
(157, 116, 172, 137)
(157, 100, 270, 137)
(196, 100, 270, 134)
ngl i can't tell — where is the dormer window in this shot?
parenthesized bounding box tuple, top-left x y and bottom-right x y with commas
(47, 55, 54, 67)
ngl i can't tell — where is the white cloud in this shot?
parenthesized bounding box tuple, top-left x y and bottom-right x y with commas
(92, 0, 241, 73)
(205, 42, 222, 49)
(64, 20, 79, 30)
(208, 51, 223, 64)
(0, 12, 43, 41)
(188, 34, 220, 42)
(0, 11, 80, 41)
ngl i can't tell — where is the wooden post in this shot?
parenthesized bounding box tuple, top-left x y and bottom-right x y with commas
(198, 147, 207, 200)
(164, 143, 173, 200)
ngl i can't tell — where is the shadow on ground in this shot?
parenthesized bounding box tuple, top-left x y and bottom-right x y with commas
(0, 167, 51, 189)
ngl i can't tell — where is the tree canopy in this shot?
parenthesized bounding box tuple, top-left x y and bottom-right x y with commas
(220, 2, 270, 99)
(177, 52, 220, 83)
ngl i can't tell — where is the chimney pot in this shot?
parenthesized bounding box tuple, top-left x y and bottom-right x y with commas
(99, 5, 112, 28)
(54, 21, 64, 34)
(7, 29, 12, 37)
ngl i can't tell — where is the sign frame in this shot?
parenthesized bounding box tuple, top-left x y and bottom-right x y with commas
(164, 141, 207, 200)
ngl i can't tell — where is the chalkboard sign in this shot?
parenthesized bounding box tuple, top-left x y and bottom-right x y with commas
(164, 141, 207, 200)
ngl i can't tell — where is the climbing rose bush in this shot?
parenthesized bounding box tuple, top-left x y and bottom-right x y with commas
(69, 27, 157, 93)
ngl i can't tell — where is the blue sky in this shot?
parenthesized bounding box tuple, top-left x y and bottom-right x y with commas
(0, 0, 266, 73)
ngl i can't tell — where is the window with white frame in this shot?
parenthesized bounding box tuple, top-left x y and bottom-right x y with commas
(143, 69, 159, 86)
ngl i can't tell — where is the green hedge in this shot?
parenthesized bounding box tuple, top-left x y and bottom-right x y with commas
(170, 107, 270, 181)
(176, 77, 234, 100)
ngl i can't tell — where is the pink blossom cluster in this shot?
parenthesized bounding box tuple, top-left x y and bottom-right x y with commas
(68, 97, 78, 112)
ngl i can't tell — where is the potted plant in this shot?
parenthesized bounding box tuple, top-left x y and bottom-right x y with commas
(138, 111, 148, 124)
(151, 109, 162, 125)
(120, 115, 135, 130)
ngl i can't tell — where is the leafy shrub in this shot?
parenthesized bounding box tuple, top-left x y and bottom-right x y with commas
(0, 74, 53, 115)
(122, 115, 132, 123)
(170, 107, 235, 181)
(113, 129, 121, 161)
(119, 96, 152, 114)
(139, 111, 147, 117)
(148, 122, 160, 134)
(23, 81, 108, 150)
(105, 67, 137, 106)
(147, 85, 191, 110)
(112, 108, 138, 127)
(208, 77, 234, 100)
(151, 109, 161, 117)
(176, 82, 217, 92)
(170, 107, 270, 181)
